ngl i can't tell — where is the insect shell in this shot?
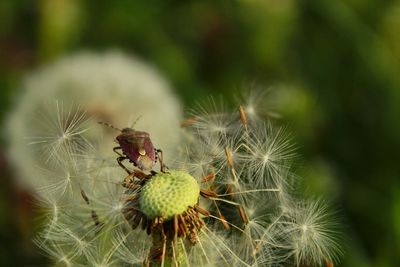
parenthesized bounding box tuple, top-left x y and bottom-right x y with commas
(117, 127, 156, 171)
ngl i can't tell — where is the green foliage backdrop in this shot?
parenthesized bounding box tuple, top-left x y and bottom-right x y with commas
(0, 0, 399, 266)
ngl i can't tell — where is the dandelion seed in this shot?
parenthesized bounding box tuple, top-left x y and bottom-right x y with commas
(34, 239, 75, 267)
(26, 101, 94, 169)
(236, 89, 281, 121)
(189, 97, 236, 139)
(241, 122, 296, 188)
(267, 200, 343, 266)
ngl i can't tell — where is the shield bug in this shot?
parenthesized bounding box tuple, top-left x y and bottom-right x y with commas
(98, 122, 165, 174)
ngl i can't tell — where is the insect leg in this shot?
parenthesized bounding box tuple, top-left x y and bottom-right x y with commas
(155, 149, 166, 172)
(80, 188, 103, 231)
(113, 146, 124, 157)
(117, 156, 132, 174)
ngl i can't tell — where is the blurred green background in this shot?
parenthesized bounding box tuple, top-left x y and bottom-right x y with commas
(1, 0, 399, 266)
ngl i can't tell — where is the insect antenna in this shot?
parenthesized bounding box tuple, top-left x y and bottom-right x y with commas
(98, 121, 122, 131)
(129, 115, 143, 129)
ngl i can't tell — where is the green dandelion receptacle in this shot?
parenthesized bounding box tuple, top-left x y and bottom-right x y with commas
(140, 170, 200, 220)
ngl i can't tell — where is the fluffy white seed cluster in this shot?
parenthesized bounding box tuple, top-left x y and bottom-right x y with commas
(174, 99, 343, 266)
(7, 67, 342, 266)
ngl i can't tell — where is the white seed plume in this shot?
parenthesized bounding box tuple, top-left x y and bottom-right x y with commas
(10, 88, 342, 266)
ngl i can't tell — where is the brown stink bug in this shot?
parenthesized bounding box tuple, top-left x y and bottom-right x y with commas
(98, 122, 165, 174)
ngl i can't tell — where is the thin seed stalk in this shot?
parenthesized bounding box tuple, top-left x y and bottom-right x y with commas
(147, 227, 186, 267)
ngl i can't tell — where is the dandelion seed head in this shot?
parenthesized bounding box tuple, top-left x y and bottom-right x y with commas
(20, 90, 342, 266)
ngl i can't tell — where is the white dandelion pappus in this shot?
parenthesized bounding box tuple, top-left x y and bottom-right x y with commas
(26, 92, 342, 267)
(263, 200, 343, 266)
(240, 122, 297, 189)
